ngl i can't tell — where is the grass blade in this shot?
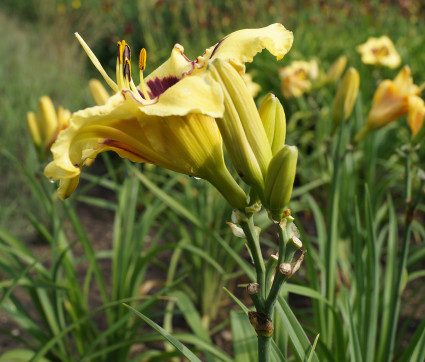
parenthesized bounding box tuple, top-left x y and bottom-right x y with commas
(122, 303, 202, 362)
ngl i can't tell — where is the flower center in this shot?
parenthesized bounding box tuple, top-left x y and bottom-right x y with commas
(116, 40, 151, 101)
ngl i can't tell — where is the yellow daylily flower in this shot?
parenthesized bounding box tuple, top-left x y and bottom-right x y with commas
(354, 66, 420, 142)
(27, 96, 71, 159)
(44, 24, 293, 207)
(356, 35, 401, 69)
(279, 60, 319, 99)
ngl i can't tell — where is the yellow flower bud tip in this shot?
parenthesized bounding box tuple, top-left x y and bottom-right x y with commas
(326, 55, 347, 83)
(331, 67, 360, 133)
(88, 79, 110, 106)
(264, 145, 298, 222)
(27, 111, 42, 148)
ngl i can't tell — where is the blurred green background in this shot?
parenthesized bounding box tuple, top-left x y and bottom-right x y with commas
(1, 0, 425, 234)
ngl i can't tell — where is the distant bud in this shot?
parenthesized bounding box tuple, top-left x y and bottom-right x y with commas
(326, 56, 347, 83)
(331, 67, 360, 134)
(89, 79, 110, 106)
(38, 96, 59, 146)
(259, 94, 286, 155)
(264, 145, 298, 221)
(27, 111, 42, 148)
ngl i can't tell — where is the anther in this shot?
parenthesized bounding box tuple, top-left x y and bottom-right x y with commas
(139, 48, 146, 71)
(138, 48, 150, 100)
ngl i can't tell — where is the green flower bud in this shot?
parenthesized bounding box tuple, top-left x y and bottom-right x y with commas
(259, 93, 286, 155)
(331, 67, 360, 134)
(209, 59, 272, 201)
(264, 145, 298, 221)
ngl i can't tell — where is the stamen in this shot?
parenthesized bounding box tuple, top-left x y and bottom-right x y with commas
(139, 48, 150, 100)
(75, 33, 118, 93)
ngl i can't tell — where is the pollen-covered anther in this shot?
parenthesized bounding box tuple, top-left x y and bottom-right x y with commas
(139, 48, 147, 71)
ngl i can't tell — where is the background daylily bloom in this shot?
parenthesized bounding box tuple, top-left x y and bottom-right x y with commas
(356, 35, 401, 68)
(279, 60, 319, 99)
(27, 96, 71, 159)
(354, 66, 419, 142)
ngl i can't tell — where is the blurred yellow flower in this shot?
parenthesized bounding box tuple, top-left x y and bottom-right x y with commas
(27, 96, 71, 159)
(44, 24, 293, 206)
(356, 36, 401, 69)
(354, 66, 419, 142)
(407, 96, 425, 144)
(279, 60, 319, 98)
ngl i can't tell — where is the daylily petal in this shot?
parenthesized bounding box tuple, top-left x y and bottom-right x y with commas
(198, 23, 293, 74)
(144, 44, 194, 98)
(136, 74, 224, 118)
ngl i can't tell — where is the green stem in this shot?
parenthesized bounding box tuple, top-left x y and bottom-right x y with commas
(241, 215, 266, 302)
(380, 150, 413, 361)
(324, 116, 344, 345)
(258, 335, 272, 362)
(265, 223, 289, 317)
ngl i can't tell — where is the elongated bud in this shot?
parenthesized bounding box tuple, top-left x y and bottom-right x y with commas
(209, 59, 272, 201)
(89, 79, 110, 106)
(264, 145, 298, 221)
(27, 111, 42, 148)
(326, 55, 347, 83)
(38, 96, 59, 146)
(259, 94, 286, 155)
(331, 67, 360, 134)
